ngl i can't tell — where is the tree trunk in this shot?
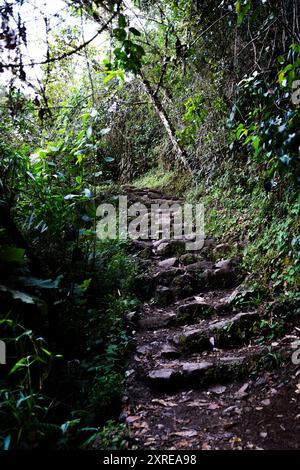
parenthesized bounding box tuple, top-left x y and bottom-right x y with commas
(140, 73, 193, 175)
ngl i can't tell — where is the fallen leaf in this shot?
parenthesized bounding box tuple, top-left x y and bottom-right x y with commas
(187, 400, 210, 407)
(261, 399, 271, 406)
(177, 440, 191, 448)
(235, 383, 249, 399)
(208, 403, 220, 410)
(136, 428, 149, 436)
(152, 399, 177, 407)
(173, 430, 198, 438)
(202, 442, 211, 450)
(126, 415, 141, 424)
(210, 385, 227, 394)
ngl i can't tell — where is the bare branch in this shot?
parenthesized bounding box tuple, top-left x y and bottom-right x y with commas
(0, 12, 118, 70)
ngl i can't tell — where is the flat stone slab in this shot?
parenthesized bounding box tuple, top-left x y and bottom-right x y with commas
(182, 361, 214, 376)
(214, 259, 233, 270)
(177, 301, 213, 321)
(185, 261, 214, 272)
(175, 311, 259, 351)
(154, 286, 174, 306)
(218, 356, 246, 366)
(139, 312, 177, 330)
(158, 257, 179, 269)
(148, 368, 181, 388)
(154, 268, 184, 286)
(201, 267, 236, 288)
(179, 253, 203, 266)
(174, 328, 211, 352)
(152, 238, 170, 248)
(160, 344, 181, 359)
(156, 240, 187, 257)
(171, 274, 196, 298)
(136, 345, 152, 355)
(207, 311, 259, 333)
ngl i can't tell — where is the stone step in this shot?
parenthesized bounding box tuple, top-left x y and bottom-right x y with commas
(179, 253, 203, 266)
(153, 267, 185, 286)
(154, 286, 175, 307)
(175, 290, 238, 323)
(152, 258, 237, 291)
(138, 312, 177, 330)
(155, 240, 189, 257)
(158, 257, 179, 269)
(173, 311, 260, 353)
(147, 345, 266, 391)
(176, 300, 214, 323)
(197, 266, 238, 290)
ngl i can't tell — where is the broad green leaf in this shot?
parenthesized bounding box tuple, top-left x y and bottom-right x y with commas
(113, 28, 127, 41)
(9, 357, 27, 375)
(129, 27, 141, 37)
(278, 70, 285, 85)
(118, 14, 127, 28)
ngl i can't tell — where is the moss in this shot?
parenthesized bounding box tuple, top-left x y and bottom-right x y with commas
(133, 168, 175, 190)
(132, 167, 191, 196)
(184, 162, 299, 299)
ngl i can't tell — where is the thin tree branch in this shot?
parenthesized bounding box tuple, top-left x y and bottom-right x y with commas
(1, 12, 118, 69)
(189, 11, 231, 48)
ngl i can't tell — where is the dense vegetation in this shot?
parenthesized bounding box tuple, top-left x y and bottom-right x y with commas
(0, 0, 299, 450)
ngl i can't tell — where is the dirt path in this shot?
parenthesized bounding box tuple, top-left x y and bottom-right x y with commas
(121, 188, 300, 450)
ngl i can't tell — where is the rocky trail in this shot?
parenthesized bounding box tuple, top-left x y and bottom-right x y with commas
(121, 188, 300, 450)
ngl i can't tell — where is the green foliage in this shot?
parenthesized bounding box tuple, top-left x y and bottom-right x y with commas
(0, 387, 61, 450)
(82, 420, 128, 450)
(231, 45, 300, 184)
(105, 15, 145, 76)
(235, 0, 252, 26)
(177, 94, 208, 146)
(244, 194, 300, 294)
(133, 168, 175, 190)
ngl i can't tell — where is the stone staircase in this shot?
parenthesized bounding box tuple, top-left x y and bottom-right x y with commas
(123, 188, 273, 449)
